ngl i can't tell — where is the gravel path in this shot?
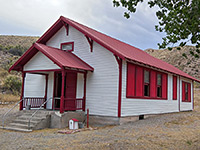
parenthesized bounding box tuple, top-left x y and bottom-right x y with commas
(0, 91, 200, 150)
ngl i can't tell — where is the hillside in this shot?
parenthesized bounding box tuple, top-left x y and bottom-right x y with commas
(0, 35, 39, 48)
(145, 46, 200, 80)
(0, 35, 38, 98)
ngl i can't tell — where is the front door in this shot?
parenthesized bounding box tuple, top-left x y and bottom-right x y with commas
(64, 72, 77, 110)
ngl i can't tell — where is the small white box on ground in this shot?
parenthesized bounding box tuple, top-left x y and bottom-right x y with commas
(69, 118, 79, 130)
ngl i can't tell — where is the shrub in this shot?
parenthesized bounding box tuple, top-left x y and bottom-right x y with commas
(8, 47, 23, 56)
(3, 75, 21, 95)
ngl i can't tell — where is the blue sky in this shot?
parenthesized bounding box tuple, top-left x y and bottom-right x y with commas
(0, 0, 165, 50)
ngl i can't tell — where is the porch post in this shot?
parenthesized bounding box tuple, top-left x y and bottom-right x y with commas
(60, 70, 65, 113)
(44, 74, 48, 109)
(83, 72, 87, 111)
(20, 72, 26, 111)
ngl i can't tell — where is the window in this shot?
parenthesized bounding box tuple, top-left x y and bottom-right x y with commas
(144, 70, 150, 96)
(182, 81, 191, 102)
(157, 74, 162, 97)
(185, 83, 188, 100)
(126, 62, 168, 100)
(173, 75, 177, 100)
(60, 42, 74, 51)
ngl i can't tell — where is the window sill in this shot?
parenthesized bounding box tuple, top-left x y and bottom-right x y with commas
(126, 96, 167, 100)
(182, 100, 191, 103)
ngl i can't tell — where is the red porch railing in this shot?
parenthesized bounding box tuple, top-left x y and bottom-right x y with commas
(23, 97, 46, 108)
(64, 98, 84, 111)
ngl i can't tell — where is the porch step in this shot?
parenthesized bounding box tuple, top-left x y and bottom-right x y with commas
(1, 126, 32, 132)
(12, 119, 38, 125)
(17, 116, 46, 121)
(8, 123, 34, 129)
(3, 110, 52, 132)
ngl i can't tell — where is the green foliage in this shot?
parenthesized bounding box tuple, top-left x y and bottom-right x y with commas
(113, 0, 200, 53)
(3, 56, 19, 71)
(168, 47, 172, 51)
(3, 75, 21, 95)
(182, 53, 187, 58)
(0, 44, 26, 56)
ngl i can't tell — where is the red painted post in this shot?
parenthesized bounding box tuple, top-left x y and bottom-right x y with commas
(20, 72, 26, 110)
(87, 108, 89, 128)
(60, 70, 65, 113)
(114, 56, 122, 118)
(83, 73, 87, 111)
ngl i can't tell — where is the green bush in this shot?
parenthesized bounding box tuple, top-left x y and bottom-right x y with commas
(3, 75, 21, 95)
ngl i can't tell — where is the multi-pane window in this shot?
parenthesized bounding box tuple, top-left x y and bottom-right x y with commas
(157, 74, 162, 97)
(144, 70, 150, 96)
(126, 62, 168, 99)
(182, 81, 191, 102)
(60, 42, 74, 51)
(173, 76, 177, 100)
(185, 83, 188, 100)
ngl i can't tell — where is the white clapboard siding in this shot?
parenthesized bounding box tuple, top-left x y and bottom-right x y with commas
(121, 61, 180, 116)
(24, 74, 46, 97)
(24, 51, 60, 71)
(46, 72, 54, 109)
(180, 77, 193, 111)
(47, 26, 119, 117)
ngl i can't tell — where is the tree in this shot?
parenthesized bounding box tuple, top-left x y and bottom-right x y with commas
(113, 0, 200, 56)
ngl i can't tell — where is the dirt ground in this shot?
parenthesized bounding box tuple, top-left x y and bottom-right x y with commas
(0, 89, 200, 150)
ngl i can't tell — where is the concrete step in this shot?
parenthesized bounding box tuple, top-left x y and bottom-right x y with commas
(1, 126, 32, 132)
(17, 116, 46, 121)
(20, 113, 49, 117)
(8, 123, 34, 129)
(2, 110, 52, 132)
(13, 119, 39, 125)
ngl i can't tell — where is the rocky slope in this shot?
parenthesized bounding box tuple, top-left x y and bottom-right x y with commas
(0, 35, 38, 96)
(145, 46, 200, 80)
(0, 35, 39, 48)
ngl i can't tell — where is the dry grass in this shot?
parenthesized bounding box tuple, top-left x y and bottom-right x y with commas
(0, 35, 39, 48)
(0, 94, 19, 103)
(0, 89, 200, 150)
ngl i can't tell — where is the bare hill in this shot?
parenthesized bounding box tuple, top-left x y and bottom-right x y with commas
(145, 46, 200, 80)
(0, 35, 39, 48)
(0, 35, 39, 95)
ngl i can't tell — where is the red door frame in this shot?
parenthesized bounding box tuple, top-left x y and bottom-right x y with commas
(53, 70, 87, 113)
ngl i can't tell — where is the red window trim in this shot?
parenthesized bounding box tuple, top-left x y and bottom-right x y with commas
(126, 62, 168, 100)
(182, 81, 191, 102)
(173, 75, 177, 100)
(126, 95, 167, 100)
(60, 42, 74, 52)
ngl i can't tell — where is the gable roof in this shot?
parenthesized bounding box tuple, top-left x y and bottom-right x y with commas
(36, 16, 198, 82)
(9, 43, 94, 72)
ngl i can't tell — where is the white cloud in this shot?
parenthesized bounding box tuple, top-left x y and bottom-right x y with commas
(0, 0, 163, 49)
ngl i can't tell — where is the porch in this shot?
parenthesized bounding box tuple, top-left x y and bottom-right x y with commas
(20, 70, 87, 113)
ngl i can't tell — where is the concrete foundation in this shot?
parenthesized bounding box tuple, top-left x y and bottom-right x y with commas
(3, 109, 163, 131)
(88, 115, 120, 127)
(50, 111, 85, 128)
(34, 114, 51, 130)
